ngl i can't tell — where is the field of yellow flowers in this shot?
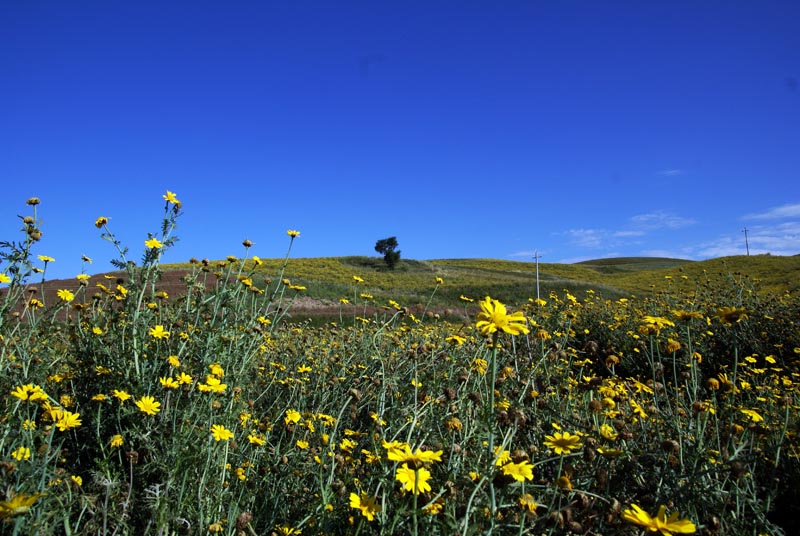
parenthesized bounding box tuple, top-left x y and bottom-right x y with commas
(2, 193, 799, 535)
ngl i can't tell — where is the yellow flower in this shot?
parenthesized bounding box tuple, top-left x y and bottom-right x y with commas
(0, 492, 46, 520)
(599, 423, 618, 441)
(621, 504, 696, 535)
(287, 229, 300, 238)
(630, 398, 649, 419)
(163, 190, 180, 204)
(37, 255, 55, 263)
(110, 434, 124, 448)
(353, 275, 364, 283)
(385, 443, 443, 469)
(54, 289, 74, 302)
(247, 432, 266, 446)
(472, 358, 488, 375)
(500, 460, 534, 482)
(10, 384, 48, 402)
(148, 325, 170, 339)
(112, 390, 131, 403)
(339, 437, 357, 452)
(135, 395, 161, 416)
(423, 498, 444, 515)
(475, 296, 530, 337)
(94, 216, 108, 228)
(445, 416, 463, 431)
(362, 449, 381, 464)
(543, 431, 582, 455)
(740, 409, 764, 423)
(159, 376, 179, 389)
(198, 375, 227, 393)
(273, 526, 301, 535)
(176, 372, 193, 385)
(714, 306, 749, 326)
(493, 447, 511, 466)
(0, 273, 10, 284)
(71, 475, 82, 487)
(671, 309, 703, 322)
(446, 335, 467, 346)
(349, 492, 381, 521)
(210, 424, 234, 442)
(285, 409, 302, 425)
(144, 237, 163, 249)
(518, 493, 538, 513)
(54, 410, 82, 431)
(639, 315, 675, 335)
(395, 464, 432, 494)
(597, 447, 624, 457)
(11, 446, 31, 461)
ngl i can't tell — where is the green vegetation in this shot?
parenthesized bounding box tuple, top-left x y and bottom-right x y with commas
(374, 237, 401, 270)
(2, 194, 799, 535)
(165, 252, 800, 310)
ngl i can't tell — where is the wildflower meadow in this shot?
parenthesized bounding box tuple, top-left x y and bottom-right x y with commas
(2, 193, 799, 535)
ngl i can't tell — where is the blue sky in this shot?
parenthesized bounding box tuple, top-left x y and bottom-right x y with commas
(2, 1, 799, 280)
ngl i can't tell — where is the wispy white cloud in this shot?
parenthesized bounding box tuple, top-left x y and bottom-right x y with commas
(692, 221, 800, 258)
(639, 248, 693, 259)
(564, 228, 607, 249)
(630, 211, 697, 230)
(657, 169, 684, 176)
(746, 222, 800, 252)
(556, 254, 609, 264)
(559, 212, 693, 253)
(613, 230, 646, 238)
(743, 203, 800, 220)
(544, 206, 798, 264)
(508, 250, 540, 259)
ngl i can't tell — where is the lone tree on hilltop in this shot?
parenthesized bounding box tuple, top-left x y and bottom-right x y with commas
(375, 236, 401, 270)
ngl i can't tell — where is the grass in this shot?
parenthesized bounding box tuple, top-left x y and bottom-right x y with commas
(2, 194, 799, 535)
(159, 252, 800, 310)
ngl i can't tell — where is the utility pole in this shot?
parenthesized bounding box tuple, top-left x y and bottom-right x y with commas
(742, 227, 750, 256)
(533, 251, 542, 300)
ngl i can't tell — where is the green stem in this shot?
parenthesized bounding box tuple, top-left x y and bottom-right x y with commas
(488, 333, 499, 524)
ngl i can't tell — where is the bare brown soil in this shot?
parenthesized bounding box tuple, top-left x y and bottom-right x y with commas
(3, 270, 466, 322)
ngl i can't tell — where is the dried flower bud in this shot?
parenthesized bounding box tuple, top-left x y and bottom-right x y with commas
(236, 512, 253, 530)
(661, 439, 680, 453)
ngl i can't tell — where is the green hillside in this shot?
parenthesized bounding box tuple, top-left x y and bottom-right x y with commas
(161, 254, 800, 309)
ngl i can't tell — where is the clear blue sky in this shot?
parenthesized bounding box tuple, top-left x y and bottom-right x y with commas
(2, 1, 799, 280)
